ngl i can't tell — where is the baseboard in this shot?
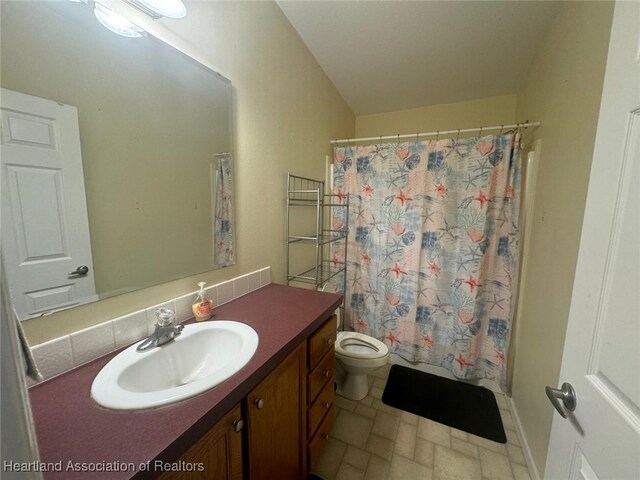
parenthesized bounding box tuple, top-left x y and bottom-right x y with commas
(506, 395, 542, 480)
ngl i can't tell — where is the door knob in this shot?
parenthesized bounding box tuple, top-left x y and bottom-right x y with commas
(68, 265, 89, 276)
(545, 382, 577, 418)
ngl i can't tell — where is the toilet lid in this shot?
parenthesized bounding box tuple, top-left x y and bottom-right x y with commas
(336, 332, 389, 360)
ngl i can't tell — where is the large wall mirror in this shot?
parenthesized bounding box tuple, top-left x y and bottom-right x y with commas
(1, 1, 235, 320)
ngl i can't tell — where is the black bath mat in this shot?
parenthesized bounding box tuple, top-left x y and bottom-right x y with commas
(382, 364, 506, 443)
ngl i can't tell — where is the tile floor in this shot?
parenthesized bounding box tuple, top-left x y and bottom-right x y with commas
(312, 364, 532, 480)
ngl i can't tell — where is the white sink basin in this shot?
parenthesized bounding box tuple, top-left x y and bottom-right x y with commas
(91, 321, 259, 410)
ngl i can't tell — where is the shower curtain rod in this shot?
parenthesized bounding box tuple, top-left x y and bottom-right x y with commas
(329, 121, 540, 145)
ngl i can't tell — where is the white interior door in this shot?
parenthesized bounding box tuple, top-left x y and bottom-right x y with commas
(1, 88, 96, 319)
(544, 3, 640, 479)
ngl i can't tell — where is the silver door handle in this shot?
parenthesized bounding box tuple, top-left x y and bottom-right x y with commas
(68, 265, 89, 276)
(545, 382, 577, 418)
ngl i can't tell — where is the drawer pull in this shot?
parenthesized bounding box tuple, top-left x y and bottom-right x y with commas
(326, 338, 334, 345)
(232, 419, 244, 433)
(322, 370, 331, 378)
(322, 434, 329, 441)
(323, 402, 331, 410)
(255, 398, 265, 409)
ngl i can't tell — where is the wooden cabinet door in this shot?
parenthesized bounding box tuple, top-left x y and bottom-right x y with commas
(158, 404, 243, 480)
(246, 343, 306, 480)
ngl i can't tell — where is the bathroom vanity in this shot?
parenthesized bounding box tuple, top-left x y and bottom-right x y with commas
(28, 284, 341, 479)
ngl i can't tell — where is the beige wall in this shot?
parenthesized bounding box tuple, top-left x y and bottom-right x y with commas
(511, 2, 613, 475)
(355, 94, 518, 138)
(22, 1, 355, 344)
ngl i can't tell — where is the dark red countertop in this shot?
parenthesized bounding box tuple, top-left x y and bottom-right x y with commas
(29, 283, 341, 479)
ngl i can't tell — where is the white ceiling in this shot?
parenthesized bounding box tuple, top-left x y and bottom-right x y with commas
(278, 1, 562, 115)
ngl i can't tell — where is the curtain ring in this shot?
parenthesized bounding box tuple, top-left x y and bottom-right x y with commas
(456, 128, 461, 141)
(416, 132, 419, 144)
(479, 126, 483, 137)
(397, 133, 400, 144)
(499, 124, 504, 135)
(436, 130, 440, 142)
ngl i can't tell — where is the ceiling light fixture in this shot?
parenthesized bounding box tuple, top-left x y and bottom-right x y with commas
(94, 2, 145, 38)
(127, 0, 187, 19)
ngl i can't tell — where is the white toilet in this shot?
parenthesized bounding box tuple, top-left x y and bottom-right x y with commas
(335, 331, 390, 400)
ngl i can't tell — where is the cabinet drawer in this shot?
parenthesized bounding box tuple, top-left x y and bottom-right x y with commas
(308, 405, 336, 469)
(308, 378, 334, 437)
(309, 315, 336, 369)
(308, 349, 335, 404)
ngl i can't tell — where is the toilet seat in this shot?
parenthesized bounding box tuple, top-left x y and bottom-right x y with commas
(334, 331, 390, 400)
(335, 332, 389, 360)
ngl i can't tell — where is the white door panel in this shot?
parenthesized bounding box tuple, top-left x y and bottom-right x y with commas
(5, 113, 56, 147)
(1, 88, 96, 318)
(6, 165, 70, 260)
(570, 451, 600, 480)
(545, 3, 640, 479)
(592, 112, 639, 404)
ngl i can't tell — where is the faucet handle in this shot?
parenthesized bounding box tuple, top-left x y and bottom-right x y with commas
(156, 308, 175, 326)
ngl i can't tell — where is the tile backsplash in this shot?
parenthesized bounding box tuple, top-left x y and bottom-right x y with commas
(30, 267, 271, 385)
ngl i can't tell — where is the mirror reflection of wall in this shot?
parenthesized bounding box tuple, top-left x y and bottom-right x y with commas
(0, 1, 234, 320)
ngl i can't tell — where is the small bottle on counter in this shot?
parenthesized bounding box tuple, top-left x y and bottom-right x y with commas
(192, 281, 213, 321)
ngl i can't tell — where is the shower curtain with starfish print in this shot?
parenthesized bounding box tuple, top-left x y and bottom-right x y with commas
(331, 133, 522, 390)
(213, 155, 235, 267)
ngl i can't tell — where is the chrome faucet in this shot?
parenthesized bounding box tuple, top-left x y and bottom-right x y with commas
(137, 308, 184, 352)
